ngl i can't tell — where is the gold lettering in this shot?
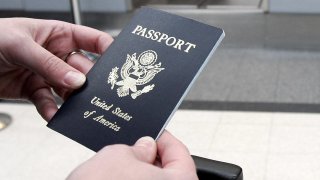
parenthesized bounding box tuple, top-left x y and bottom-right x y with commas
(131, 25, 197, 53)
(92, 115, 121, 132)
(90, 96, 133, 122)
(136, 27, 147, 36)
(145, 29, 155, 39)
(174, 39, 185, 50)
(152, 32, 161, 41)
(112, 107, 132, 121)
(184, 42, 197, 53)
(157, 33, 169, 43)
(91, 96, 113, 111)
(166, 37, 177, 46)
(132, 25, 143, 34)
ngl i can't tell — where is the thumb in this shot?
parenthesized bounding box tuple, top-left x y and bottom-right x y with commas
(132, 136, 157, 164)
(18, 40, 86, 89)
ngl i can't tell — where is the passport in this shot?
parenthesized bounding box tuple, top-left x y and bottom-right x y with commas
(47, 7, 224, 152)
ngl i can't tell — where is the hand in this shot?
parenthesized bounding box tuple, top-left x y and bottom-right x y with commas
(67, 131, 198, 180)
(0, 18, 113, 121)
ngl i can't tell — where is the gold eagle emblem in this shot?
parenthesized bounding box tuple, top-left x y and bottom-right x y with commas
(107, 50, 165, 99)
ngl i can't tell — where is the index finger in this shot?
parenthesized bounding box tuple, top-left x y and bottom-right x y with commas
(71, 24, 114, 54)
(157, 131, 196, 171)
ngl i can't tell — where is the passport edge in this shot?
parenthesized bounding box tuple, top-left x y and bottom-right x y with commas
(155, 30, 225, 140)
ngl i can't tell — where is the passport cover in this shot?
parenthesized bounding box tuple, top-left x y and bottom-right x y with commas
(48, 7, 225, 152)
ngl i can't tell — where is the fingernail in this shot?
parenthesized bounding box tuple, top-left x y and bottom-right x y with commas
(135, 136, 155, 147)
(64, 71, 86, 87)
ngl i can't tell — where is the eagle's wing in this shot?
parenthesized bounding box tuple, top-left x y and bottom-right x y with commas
(120, 54, 134, 79)
(107, 67, 119, 89)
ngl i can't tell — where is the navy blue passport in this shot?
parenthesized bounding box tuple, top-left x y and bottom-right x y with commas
(48, 7, 224, 152)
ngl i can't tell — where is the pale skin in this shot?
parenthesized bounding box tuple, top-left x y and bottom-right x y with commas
(67, 131, 198, 180)
(0, 18, 198, 180)
(0, 18, 112, 121)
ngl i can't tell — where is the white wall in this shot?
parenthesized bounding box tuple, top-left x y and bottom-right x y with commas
(0, 0, 24, 10)
(0, 0, 132, 12)
(269, 0, 320, 14)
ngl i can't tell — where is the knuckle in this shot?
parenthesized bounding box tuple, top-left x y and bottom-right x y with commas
(42, 55, 63, 75)
(100, 144, 131, 154)
(96, 34, 113, 53)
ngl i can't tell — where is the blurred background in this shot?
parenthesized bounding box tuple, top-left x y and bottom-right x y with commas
(1, 0, 320, 180)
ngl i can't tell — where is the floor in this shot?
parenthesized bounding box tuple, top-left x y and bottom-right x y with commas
(1, 103, 320, 180)
(185, 47, 320, 104)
